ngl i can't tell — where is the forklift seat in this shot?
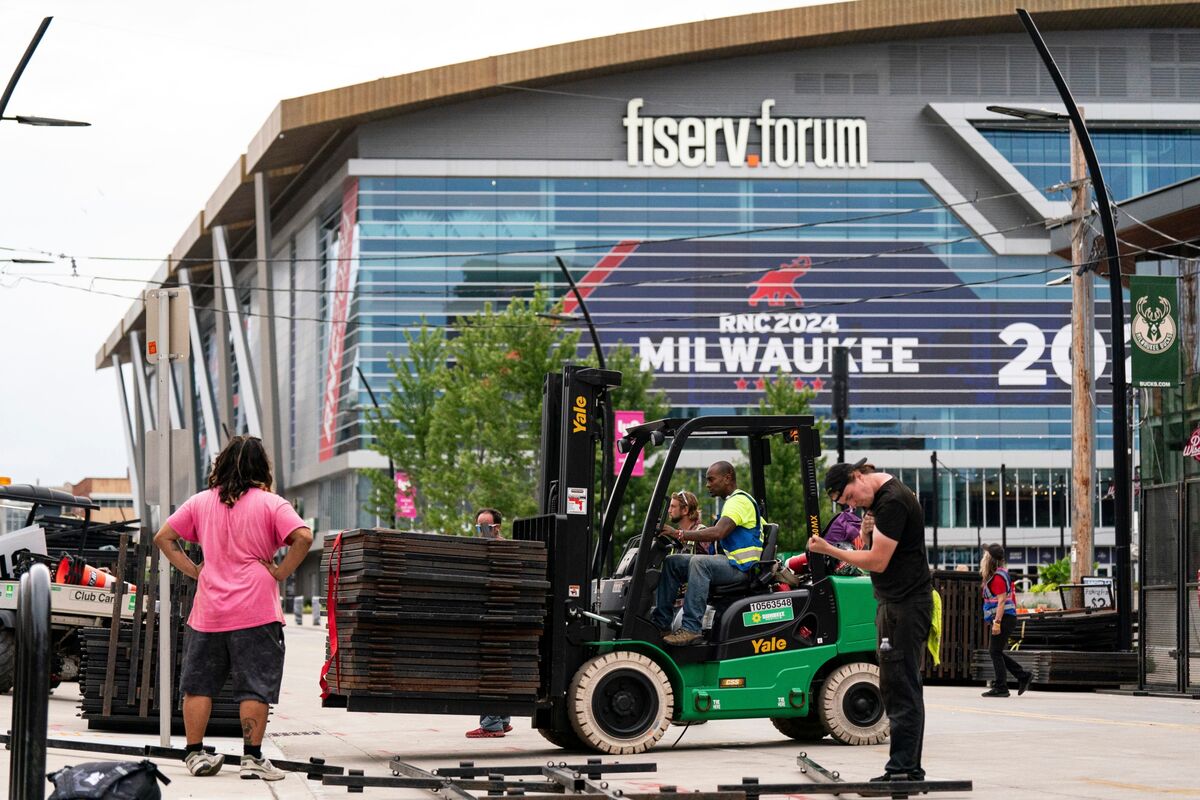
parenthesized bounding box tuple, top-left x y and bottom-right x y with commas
(708, 522, 780, 602)
(747, 522, 781, 592)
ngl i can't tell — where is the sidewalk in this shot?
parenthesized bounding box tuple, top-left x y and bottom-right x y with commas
(2, 622, 1198, 798)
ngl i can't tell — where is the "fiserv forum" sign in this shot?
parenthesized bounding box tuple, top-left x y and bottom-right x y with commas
(623, 99, 868, 168)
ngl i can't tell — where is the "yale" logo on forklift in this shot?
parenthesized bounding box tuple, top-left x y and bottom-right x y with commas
(572, 395, 588, 433)
(751, 636, 788, 653)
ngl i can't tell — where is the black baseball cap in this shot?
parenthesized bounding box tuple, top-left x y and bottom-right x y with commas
(824, 458, 868, 499)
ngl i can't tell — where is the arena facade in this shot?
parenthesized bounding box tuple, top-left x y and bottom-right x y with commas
(97, 1, 1200, 587)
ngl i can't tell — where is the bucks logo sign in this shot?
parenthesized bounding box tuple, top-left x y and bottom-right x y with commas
(1132, 295, 1176, 354)
(1130, 276, 1180, 388)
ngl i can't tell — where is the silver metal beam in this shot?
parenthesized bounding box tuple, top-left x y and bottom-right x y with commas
(212, 235, 234, 443)
(168, 363, 183, 429)
(254, 173, 284, 490)
(128, 331, 155, 431)
(178, 332, 198, 493)
(111, 355, 143, 516)
(153, 289, 173, 747)
(178, 266, 219, 466)
(212, 225, 262, 436)
(125, 332, 153, 537)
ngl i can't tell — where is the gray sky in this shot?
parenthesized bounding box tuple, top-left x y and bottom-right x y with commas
(0, 0, 827, 487)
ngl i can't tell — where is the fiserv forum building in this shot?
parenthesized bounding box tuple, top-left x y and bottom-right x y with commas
(96, 1, 1200, 587)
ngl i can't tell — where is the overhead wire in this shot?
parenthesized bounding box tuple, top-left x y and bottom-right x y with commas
(0, 213, 1052, 304)
(4, 172, 1178, 333)
(0, 215, 1055, 332)
(1, 235, 1176, 335)
(0, 180, 1049, 269)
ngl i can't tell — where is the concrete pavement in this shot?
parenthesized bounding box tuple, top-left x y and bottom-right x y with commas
(2, 622, 1198, 798)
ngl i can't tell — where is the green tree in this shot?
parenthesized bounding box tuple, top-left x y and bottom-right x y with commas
(362, 323, 448, 525)
(420, 291, 581, 533)
(738, 373, 833, 553)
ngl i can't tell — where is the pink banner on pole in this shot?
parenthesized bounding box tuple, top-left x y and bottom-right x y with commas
(614, 411, 645, 477)
(394, 471, 418, 520)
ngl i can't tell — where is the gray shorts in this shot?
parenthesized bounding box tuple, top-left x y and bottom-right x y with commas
(179, 622, 285, 704)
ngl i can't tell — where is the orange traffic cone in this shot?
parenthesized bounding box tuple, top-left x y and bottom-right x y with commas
(54, 555, 134, 592)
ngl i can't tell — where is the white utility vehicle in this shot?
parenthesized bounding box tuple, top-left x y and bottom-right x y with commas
(0, 484, 136, 692)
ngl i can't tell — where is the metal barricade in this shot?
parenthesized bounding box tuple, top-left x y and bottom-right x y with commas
(9, 563, 51, 800)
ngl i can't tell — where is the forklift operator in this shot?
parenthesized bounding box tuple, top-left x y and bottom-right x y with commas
(651, 461, 763, 647)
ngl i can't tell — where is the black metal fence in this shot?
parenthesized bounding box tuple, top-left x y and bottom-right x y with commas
(1138, 480, 1200, 693)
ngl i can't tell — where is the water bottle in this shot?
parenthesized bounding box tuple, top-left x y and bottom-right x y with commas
(880, 637, 892, 653)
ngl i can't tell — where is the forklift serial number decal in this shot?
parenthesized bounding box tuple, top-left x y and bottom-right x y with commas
(743, 598, 794, 626)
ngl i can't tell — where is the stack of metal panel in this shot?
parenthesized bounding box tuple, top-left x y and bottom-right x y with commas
(1001, 608, 1122, 651)
(973, 649, 1138, 686)
(78, 622, 242, 732)
(322, 529, 548, 704)
(971, 609, 1137, 688)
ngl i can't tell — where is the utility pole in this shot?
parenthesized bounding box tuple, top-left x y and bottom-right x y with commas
(1068, 109, 1095, 608)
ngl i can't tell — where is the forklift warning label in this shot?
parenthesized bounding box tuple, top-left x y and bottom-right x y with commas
(743, 598, 794, 626)
(566, 487, 588, 515)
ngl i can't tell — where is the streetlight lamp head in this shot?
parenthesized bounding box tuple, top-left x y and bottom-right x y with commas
(9, 114, 89, 127)
(986, 104, 1068, 122)
(1045, 273, 1072, 286)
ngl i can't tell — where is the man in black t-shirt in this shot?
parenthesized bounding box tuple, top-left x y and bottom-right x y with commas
(807, 458, 932, 784)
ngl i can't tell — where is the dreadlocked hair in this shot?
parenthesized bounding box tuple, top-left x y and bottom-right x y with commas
(207, 435, 273, 507)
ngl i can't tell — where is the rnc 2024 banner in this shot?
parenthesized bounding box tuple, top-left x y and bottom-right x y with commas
(565, 240, 1118, 410)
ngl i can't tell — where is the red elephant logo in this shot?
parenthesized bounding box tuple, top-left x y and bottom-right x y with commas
(747, 256, 812, 307)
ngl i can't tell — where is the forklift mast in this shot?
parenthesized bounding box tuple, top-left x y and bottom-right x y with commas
(517, 364, 620, 732)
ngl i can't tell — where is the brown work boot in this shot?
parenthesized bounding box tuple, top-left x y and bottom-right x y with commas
(771, 562, 803, 588)
(662, 629, 702, 646)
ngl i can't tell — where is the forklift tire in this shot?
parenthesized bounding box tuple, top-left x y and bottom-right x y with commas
(0, 629, 14, 694)
(567, 652, 674, 754)
(537, 726, 588, 751)
(771, 715, 826, 742)
(817, 662, 889, 746)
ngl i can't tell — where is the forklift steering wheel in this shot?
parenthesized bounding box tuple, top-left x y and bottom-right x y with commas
(651, 530, 678, 553)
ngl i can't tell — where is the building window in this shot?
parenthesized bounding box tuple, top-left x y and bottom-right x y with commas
(977, 127, 1200, 200)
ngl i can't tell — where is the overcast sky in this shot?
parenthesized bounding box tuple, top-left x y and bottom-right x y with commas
(0, 0, 832, 487)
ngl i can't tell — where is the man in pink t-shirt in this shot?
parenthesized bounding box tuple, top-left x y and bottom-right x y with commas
(155, 436, 312, 780)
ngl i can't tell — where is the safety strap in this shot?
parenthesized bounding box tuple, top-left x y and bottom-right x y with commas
(318, 531, 345, 699)
(1010, 618, 1026, 652)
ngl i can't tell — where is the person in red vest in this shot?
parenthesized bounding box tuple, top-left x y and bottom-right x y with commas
(980, 543, 1032, 698)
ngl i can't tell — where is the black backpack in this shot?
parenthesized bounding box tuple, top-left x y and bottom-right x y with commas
(47, 760, 170, 800)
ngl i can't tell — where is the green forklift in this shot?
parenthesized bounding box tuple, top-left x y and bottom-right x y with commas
(521, 365, 884, 754)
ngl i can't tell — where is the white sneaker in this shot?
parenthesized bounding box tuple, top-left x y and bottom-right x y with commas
(240, 754, 287, 781)
(185, 750, 224, 776)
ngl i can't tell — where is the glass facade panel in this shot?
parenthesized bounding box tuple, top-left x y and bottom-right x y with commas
(978, 127, 1200, 200)
(333, 174, 1126, 462)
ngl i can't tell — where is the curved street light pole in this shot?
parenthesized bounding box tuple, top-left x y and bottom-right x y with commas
(1017, 8, 1133, 650)
(554, 256, 606, 371)
(0, 17, 53, 120)
(0, 16, 90, 129)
